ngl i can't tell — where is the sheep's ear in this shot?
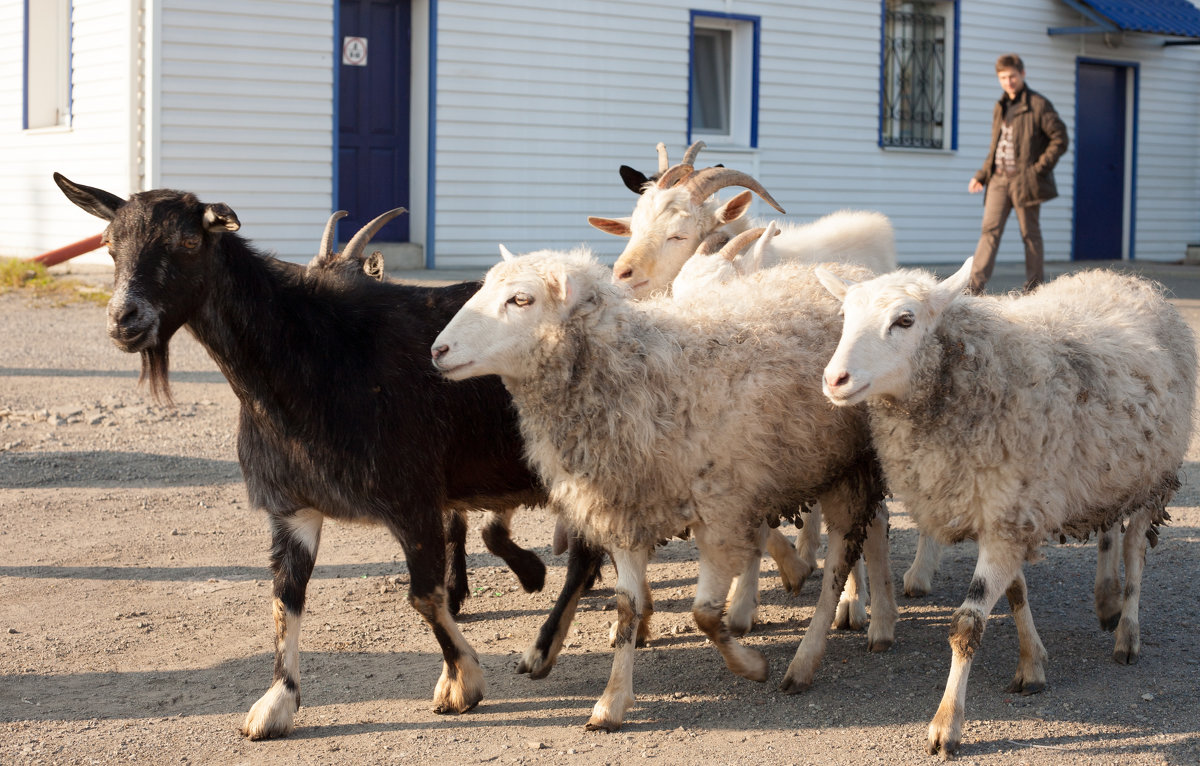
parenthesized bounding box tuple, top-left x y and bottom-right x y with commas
(498, 244, 517, 262)
(54, 172, 125, 221)
(619, 166, 650, 195)
(544, 264, 577, 309)
(816, 267, 856, 301)
(932, 257, 974, 309)
(203, 203, 241, 232)
(715, 190, 753, 226)
(588, 216, 632, 237)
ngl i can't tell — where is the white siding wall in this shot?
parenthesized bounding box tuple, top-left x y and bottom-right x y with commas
(157, 0, 333, 261)
(0, 0, 134, 261)
(433, 0, 1200, 267)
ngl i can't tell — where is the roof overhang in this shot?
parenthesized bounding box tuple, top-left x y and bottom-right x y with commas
(1049, 0, 1200, 45)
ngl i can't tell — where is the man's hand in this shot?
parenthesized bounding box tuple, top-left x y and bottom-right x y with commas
(968, 177, 984, 194)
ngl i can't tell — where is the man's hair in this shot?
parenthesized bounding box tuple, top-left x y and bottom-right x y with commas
(996, 54, 1025, 73)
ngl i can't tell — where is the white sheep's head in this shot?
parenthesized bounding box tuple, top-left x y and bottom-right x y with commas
(587, 164, 783, 299)
(817, 257, 973, 406)
(430, 246, 615, 382)
(671, 222, 779, 304)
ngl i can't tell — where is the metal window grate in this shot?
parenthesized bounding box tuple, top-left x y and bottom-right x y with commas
(882, 3, 945, 149)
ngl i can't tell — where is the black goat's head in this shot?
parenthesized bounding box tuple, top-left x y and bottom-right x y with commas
(54, 172, 240, 400)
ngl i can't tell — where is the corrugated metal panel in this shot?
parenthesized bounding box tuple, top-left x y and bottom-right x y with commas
(1077, 0, 1200, 37)
(157, 0, 333, 261)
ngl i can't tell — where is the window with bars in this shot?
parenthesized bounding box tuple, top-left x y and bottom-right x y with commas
(881, 0, 955, 150)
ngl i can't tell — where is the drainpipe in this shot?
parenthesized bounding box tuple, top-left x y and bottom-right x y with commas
(27, 234, 104, 267)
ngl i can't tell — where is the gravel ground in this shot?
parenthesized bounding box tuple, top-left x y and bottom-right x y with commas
(2, 269, 1199, 766)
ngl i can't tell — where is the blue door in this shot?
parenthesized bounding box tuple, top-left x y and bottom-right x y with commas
(1072, 62, 1127, 260)
(338, 0, 411, 242)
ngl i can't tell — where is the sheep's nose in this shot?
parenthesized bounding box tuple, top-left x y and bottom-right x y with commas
(431, 344, 449, 362)
(614, 266, 634, 283)
(825, 369, 850, 389)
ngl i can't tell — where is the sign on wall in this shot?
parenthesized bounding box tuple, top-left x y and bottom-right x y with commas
(343, 36, 368, 66)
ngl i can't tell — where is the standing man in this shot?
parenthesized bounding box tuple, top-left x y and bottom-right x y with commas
(968, 54, 1068, 294)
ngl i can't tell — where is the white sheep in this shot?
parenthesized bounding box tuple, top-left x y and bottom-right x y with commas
(817, 258, 1197, 757)
(432, 249, 898, 732)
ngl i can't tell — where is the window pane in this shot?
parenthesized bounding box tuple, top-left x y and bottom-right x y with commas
(26, 0, 71, 129)
(691, 28, 731, 135)
(882, 1, 945, 149)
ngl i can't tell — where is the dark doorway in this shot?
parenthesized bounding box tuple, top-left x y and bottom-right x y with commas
(338, 0, 412, 242)
(1073, 61, 1131, 261)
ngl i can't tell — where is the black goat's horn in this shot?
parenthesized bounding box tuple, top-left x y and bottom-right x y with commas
(318, 210, 349, 262)
(343, 207, 407, 261)
(680, 140, 706, 166)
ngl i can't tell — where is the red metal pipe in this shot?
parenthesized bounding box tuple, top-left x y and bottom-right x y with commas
(29, 233, 104, 267)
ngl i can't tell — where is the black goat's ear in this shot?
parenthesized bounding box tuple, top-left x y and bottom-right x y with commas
(203, 203, 241, 232)
(619, 165, 650, 195)
(53, 172, 125, 222)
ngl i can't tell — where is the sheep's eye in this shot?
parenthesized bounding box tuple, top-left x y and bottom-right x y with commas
(891, 312, 915, 330)
(508, 293, 534, 308)
(668, 235, 687, 242)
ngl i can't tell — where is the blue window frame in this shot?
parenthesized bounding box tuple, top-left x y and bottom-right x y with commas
(689, 10, 760, 148)
(879, 0, 958, 150)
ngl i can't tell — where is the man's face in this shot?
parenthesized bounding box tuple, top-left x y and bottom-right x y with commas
(998, 67, 1025, 99)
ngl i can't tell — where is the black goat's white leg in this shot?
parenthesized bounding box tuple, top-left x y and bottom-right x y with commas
(445, 511, 470, 616)
(903, 532, 943, 598)
(1114, 511, 1152, 665)
(861, 510, 897, 652)
(241, 508, 323, 740)
(397, 519, 484, 715)
(1004, 567, 1047, 694)
(927, 543, 1022, 757)
(480, 508, 546, 594)
(694, 526, 768, 682)
(586, 546, 649, 732)
(519, 534, 604, 678)
(1094, 524, 1123, 632)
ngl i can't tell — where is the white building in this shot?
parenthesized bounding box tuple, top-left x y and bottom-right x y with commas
(4, 0, 1199, 269)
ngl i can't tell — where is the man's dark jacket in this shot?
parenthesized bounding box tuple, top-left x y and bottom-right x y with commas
(973, 86, 1069, 208)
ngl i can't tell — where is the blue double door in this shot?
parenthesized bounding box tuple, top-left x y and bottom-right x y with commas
(338, 0, 412, 243)
(1073, 61, 1131, 261)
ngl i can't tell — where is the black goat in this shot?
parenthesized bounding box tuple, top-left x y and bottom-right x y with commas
(54, 173, 547, 738)
(619, 140, 720, 194)
(303, 210, 546, 614)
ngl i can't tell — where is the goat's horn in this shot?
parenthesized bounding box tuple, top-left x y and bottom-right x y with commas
(751, 221, 780, 260)
(318, 210, 349, 261)
(343, 207, 407, 261)
(655, 142, 669, 173)
(686, 167, 786, 214)
(681, 140, 706, 166)
(656, 163, 694, 189)
(716, 227, 768, 262)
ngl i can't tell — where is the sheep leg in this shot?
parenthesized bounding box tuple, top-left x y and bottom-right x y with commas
(519, 534, 605, 678)
(586, 546, 650, 732)
(445, 511, 469, 617)
(833, 558, 869, 631)
(903, 533, 943, 598)
(1093, 524, 1123, 632)
(392, 515, 484, 715)
(693, 527, 768, 682)
(927, 544, 1022, 757)
(241, 508, 323, 740)
(794, 504, 821, 585)
(766, 523, 809, 596)
(780, 526, 853, 694)
(725, 522, 769, 637)
(1004, 568, 1047, 694)
(1114, 511, 1152, 665)
(861, 511, 898, 652)
(480, 508, 547, 594)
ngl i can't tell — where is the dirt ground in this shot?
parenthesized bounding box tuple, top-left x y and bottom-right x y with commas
(3, 268, 1200, 766)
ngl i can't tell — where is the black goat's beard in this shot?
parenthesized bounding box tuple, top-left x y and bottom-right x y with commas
(139, 343, 172, 404)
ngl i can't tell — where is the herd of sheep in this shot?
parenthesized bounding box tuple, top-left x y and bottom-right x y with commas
(52, 141, 1196, 757)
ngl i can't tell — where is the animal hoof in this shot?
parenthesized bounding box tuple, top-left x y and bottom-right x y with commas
(903, 583, 930, 598)
(1113, 648, 1139, 666)
(514, 556, 547, 593)
(778, 675, 811, 695)
(1005, 678, 1045, 696)
(584, 719, 621, 732)
(834, 600, 868, 631)
(517, 646, 555, 679)
(1097, 613, 1121, 632)
(867, 637, 893, 653)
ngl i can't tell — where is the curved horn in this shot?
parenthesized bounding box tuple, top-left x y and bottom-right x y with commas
(742, 220, 780, 273)
(499, 244, 517, 262)
(680, 140, 706, 166)
(716, 227, 768, 262)
(656, 163, 694, 190)
(318, 210, 349, 261)
(686, 167, 786, 214)
(655, 142, 669, 174)
(343, 207, 407, 261)
(695, 231, 732, 256)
